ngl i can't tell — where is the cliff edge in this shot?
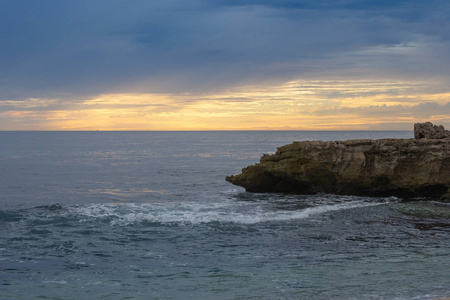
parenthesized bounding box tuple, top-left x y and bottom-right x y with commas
(226, 122, 450, 201)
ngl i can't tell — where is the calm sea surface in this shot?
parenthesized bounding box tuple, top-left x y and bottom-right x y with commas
(1, 131, 449, 300)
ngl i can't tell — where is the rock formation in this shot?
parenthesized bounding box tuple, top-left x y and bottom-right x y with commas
(226, 122, 450, 201)
(414, 121, 450, 139)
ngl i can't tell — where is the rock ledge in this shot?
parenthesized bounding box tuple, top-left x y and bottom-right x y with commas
(226, 122, 450, 201)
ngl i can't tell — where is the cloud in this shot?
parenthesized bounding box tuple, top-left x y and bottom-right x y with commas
(313, 102, 450, 119)
(0, 0, 449, 102)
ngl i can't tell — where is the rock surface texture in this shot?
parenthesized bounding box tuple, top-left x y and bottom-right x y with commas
(226, 122, 450, 201)
(414, 121, 450, 139)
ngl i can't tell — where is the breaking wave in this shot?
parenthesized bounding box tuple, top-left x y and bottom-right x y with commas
(35, 198, 388, 226)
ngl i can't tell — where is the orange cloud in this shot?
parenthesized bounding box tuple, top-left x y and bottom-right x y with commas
(1, 80, 449, 130)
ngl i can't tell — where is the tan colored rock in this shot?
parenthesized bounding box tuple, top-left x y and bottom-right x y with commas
(414, 121, 450, 139)
(226, 124, 450, 200)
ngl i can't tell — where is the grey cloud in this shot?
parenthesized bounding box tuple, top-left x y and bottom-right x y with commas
(0, 0, 449, 101)
(412, 102, 450, 116)
(314, 102, 450, 118)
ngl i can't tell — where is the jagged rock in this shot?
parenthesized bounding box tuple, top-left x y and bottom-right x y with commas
(227, 123, 450, 201)
(414, 122, 450, 139)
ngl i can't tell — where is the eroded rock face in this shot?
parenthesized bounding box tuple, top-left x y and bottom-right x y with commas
(414, 122, 450, 139)
(226, 123, 450, 201)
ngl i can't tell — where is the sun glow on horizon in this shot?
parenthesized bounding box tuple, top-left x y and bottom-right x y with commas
(1, 80, 449, 131)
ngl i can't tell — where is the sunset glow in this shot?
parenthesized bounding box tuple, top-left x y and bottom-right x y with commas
(1, 80, 448, 130)
(1, 1, 449, 130)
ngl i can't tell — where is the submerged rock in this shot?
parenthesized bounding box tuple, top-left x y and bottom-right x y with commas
(226, 122, 450, 201)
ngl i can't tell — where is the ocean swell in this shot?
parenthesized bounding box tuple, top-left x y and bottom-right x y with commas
(3, 198, 388, 227)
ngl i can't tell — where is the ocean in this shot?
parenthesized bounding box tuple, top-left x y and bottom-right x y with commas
(0, 131, 449, 300)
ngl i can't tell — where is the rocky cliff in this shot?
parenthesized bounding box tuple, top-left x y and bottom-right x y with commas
(226, 122, 450, 201)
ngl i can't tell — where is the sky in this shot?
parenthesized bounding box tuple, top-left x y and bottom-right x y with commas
(1, 0, 449, 130)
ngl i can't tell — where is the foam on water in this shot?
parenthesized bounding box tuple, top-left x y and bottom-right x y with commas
(64, 198, 387, 225)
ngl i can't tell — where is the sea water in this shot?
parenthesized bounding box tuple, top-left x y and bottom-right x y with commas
(0, 131, 449, 300)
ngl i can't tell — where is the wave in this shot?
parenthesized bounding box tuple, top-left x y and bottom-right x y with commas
(0, 194, 391, 227)
(63, 198, 386, 225)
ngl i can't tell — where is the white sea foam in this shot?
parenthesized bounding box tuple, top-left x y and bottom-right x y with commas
(42, 280, 68, 285)
(67, 199, 386, 225)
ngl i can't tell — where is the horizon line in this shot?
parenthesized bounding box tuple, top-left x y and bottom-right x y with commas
(0, 129, 413, 132)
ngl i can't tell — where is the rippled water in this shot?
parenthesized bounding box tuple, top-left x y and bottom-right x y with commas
(1, 131, 449, 299)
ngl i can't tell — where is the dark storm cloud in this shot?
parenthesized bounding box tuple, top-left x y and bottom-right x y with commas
(0, 0, 449, 100)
